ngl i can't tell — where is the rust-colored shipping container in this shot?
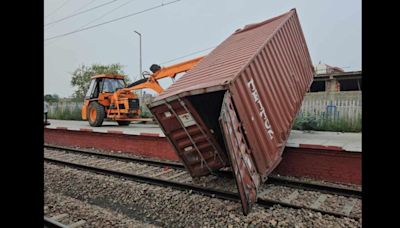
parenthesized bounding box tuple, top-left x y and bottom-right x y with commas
(149, 9, 314, 215)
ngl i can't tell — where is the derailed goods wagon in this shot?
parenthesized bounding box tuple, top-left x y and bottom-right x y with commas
(148, 9, 314, 215)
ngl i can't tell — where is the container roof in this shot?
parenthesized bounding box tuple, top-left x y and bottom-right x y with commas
(154, 9, 296, 102)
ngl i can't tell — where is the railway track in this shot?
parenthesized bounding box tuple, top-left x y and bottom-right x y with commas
(44, 213, 85, 228)
(44, 144, 361, 219)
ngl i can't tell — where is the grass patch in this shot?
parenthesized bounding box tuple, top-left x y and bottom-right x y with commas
(48, 103, 82, 120)
(48, 102, 153, 120)
(293, 112, 361, 132)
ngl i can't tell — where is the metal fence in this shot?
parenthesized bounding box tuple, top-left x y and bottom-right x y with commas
(298, 91, 361, 125)
(49, 102, 83, 113)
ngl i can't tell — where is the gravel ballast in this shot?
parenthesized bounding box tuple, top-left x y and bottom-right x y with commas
(45, 162, 361, 227)
(45, 191, 157, 227)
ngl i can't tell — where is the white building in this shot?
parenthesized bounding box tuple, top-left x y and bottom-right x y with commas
(314, 62, 344, 75)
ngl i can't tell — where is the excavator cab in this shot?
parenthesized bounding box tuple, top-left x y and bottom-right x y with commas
(85, 76, 126, 99)
(82, 74, 141, 127)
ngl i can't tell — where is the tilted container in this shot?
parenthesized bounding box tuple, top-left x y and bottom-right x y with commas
(149, 9, 314, 215)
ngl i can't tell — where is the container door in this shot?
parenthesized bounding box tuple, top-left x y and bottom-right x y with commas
(150, 98, 228, 177)
(219, 91, 261, 215)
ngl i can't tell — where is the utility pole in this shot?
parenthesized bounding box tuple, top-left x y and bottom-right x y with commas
(134, 30, 142, 79)
(134, 30, 143, 97)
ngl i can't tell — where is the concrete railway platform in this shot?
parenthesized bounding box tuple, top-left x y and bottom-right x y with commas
(44, 119, 361, 185)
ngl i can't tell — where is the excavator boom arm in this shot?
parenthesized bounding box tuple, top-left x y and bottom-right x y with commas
(124, 56, 204, 94)
(128, 81, 164, 94)
(151, 56, 204, 81)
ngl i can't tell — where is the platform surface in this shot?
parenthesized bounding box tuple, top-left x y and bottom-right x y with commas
(45, 119, 361, 152)
(46, 119, 162, 135)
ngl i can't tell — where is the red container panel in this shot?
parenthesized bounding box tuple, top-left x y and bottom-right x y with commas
(229, 12, 314, 180)
(219, 91, 260, 215)
(149, 9, 313, 215)
(153, 10, 295, 103)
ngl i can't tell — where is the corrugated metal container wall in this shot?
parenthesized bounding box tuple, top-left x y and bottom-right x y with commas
(149, 8, 314, 215)
(153, 10, 295, 101)
(229, 10, 314, 181)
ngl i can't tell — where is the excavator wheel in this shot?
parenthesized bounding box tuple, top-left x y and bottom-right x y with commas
(87, 102, 105, 127)
(117, 121, 131, 126)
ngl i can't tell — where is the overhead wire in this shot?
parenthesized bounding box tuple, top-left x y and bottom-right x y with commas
(78, 0, 138, 29)
(74, 0, 99, 12)
(159, 46, 216, 65)
(45, 0, 72, 19)
(44, 0, 182, 42)
(45, 0, 119, 27)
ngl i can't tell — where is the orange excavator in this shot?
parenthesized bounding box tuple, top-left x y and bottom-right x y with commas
(81, 56, 203, 127)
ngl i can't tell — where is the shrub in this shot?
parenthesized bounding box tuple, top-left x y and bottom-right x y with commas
(48, 103, 82, 120)
(292, 112, 361, 132)
(48, 102, 153, 120)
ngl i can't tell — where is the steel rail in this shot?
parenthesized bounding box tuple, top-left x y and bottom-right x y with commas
(44, 144, 361, 198)
(44, 216, 68, 228)
(44, 156, 360, 219)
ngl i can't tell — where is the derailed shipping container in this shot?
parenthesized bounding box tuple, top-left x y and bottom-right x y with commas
(149, 9, 314, 215)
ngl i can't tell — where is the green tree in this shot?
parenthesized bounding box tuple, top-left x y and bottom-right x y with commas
(44, 94, 60, 103)
(70, 63, 130, 99)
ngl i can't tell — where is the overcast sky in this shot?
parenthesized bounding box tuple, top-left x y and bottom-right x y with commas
(44, 0, 361, 98)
